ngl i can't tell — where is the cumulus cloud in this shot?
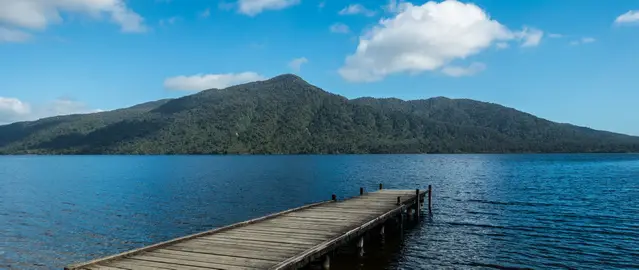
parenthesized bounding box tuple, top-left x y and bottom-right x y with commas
(339, 4, 377, 17)
(330, 23, 350, 34)
(164, 72, 266, 91)
(338, 0, 543, 82)
(0, 0, 146, 37)
(442, 62, 486, 77)
(0, 97, 100, 125)
(237, 0, 300, 16)
(0, 27, 32, 43)
(288, 57, 308, 72)
(570, 37, 596, 45)
(615, 10, 639, 25)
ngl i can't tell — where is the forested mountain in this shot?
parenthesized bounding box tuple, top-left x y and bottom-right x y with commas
(1, 74, 638, 154)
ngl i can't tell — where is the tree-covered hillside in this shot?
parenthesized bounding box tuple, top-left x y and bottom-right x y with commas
(1, 74, 638, 154)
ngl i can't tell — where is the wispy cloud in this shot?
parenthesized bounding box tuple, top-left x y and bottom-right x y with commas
(288, 57, 309, 72)
(442, 62, 486, 77)
(339, 4, 377, 17)
(615, 10, 639, 25)
(330, 23, 350, 34)
(237, 0, 300, 16)
(164, 72, 266, 91)
(570, 37, 596, 45)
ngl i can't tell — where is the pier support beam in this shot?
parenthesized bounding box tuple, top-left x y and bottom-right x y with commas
(415, 189, 421, 218)
(357, 237, 364, 248)
(380, 225, 385, 235)
(379, 183, 383, 190)
(360, 187, 364, 196)
(357, 237, 365, 256)
(428, 185, 432, 214)
(322, 255, 330, 270)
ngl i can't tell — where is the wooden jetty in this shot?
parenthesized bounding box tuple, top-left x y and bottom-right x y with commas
(66, 185, 432, 270)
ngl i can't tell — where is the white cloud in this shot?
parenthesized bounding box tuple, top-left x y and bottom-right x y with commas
(164, 72, 266, 91)
(442, 62, 486, 77)
(516, 27, 544, 47)
(330, 23, 350, 34)
(0, 27, 32, 43)
(615, 10, 639, 25)
(570, 37, 596, 45)
(288, 57, 308, 72)
(0, 97, 100, 125)
(0, 0, 146, 34)
(318, 1, 325, 9)
(237, 0, 300, 16)
(548, 33, 563, 38)
(0, 97, 31, 124)
(339, 4, 377, 17)
(338, 0, 543, 82)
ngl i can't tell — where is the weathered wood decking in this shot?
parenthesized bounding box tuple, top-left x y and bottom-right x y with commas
(66, 188, 428, 270)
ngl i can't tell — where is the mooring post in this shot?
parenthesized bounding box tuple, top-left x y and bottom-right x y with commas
(332, 194, 336, 201)
(397, 196, 401, 205)
(360, 187, 364, 196)
(428, 185, 432, 214)
(379, 183, 383, 190)
(415, 189, 421, 218)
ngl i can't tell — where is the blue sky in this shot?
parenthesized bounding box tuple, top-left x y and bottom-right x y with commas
(1, 0, 638, 135)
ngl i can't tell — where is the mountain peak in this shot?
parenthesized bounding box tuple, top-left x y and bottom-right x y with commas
(267, 74, 305, 83)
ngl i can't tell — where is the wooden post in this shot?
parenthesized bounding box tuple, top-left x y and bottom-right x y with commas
(332, 194, 336, 201)
(322, 255, 330, 270)
(360, 187, 364, 196)
(396, 196, 401, 205)
(379, 183, 383, 190)
(415, 189, 420, 218)
(428, 185, 432, 214)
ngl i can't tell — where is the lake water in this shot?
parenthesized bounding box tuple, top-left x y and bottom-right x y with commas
(1, 154, 638, 269)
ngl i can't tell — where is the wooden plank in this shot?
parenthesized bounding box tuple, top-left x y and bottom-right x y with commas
(215, 231, 328, 243)
(129, 255, 257, 270)
(106, 260, 176, 270)
(109, 258, 234, 270)
(249, 223, 349, 233)
(205, 233, 320, 246)
(152, 249, 280, 264)
(143, 250, 275, 268)
(229, 228, 331, 240)
(188, 238, 308, 252)
(164, 245, 294, 261)
(238, 225, 340, 236)
(84, 266, 127, 270)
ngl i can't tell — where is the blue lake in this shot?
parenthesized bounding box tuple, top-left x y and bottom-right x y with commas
(1, 154, 638, 269)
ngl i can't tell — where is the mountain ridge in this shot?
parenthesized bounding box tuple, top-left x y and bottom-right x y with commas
(1, 74, 638, 154)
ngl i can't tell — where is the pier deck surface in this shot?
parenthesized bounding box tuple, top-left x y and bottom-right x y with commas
(66, 189, 426, 270)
